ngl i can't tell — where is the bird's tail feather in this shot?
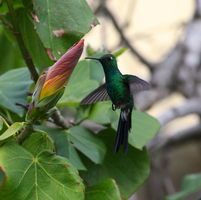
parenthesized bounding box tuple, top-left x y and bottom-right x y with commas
(114, 109, 132, 153)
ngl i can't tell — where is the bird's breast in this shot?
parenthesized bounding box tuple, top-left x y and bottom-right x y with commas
(106, 80, 132, 107)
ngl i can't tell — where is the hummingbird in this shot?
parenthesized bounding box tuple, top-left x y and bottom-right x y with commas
(80, 54, 150, 153)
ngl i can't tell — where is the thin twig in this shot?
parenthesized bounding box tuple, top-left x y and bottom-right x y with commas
(96, 5, 156, 69)
(0, 14, 13, 29)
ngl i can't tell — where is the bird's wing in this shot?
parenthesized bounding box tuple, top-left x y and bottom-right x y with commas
(127, 75, 151, 95)
(80, 83, 111, 105)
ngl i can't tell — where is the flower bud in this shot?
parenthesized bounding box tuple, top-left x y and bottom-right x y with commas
(26, 39, 84, 123)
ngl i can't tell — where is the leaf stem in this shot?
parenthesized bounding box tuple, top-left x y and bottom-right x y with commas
(17, 124, 35, 143)
(5, 0, 39, 83)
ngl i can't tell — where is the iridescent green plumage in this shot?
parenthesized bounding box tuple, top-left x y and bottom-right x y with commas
(80, 54, 150, 153)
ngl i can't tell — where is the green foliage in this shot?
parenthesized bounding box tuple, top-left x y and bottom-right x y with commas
(58, 60, 100, 106)
(0, 68, 32, 116)
(0, 142, 84, 200)
(33, 0, 99, 60)
(38, 126, 106, 166)
(85, 178, 121, 200)
(165, 173, 201, 200)
(16, 8, 54, 70)
(22, 130, 54, 156)
(80, 128, 150, 199)
(0, 121, 25, 141)
(0, 0, 160, 199)
(87, 101, 160, 149)
(0, 28, 25, 74)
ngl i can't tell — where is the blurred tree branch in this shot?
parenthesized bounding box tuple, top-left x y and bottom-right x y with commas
(95, 3, 156, 69)
(6, 0, 39, 83)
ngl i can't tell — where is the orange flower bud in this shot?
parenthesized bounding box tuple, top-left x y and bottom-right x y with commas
(39, 39, 84, 100)
(26, 39, 84, 124)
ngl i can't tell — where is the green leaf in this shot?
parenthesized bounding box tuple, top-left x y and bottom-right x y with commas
(88, 59, 105, 84)
(74, 105, 91, 124)
(129, 111, 161, 149)
(85, 178, 121, 200)
(38, 126, 106, 165)
(22, 130, 54, 156)
(0, 0, 24, 14)
(87, 101, 160, 149)
(0, 68, 33, 116)
(80, 128, 150, 199)
(39, 126, 86, 171)
(87, 52, 108, 84)
(113, 47, 128, 58)
(0, 122, 24, 141)
(58, 60, 100, 105)
(0, 142, 85, 200)
(59, 80, 99, 106)
(33, 0, 99, 60)
(165, 173, 201, 200)
(0, 29, 25, 74)
(69, 126, 106, 164)
(69, 144, 87, 171)
(87, 101, 112, 125)
(16, 8, 53, 71)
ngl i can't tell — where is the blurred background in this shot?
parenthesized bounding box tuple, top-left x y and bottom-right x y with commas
(84, 0, 201, 199)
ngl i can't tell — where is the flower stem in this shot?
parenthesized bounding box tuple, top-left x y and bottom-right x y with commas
(5, 0, 39, 83)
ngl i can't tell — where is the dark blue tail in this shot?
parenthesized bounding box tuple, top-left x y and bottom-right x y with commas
(114, 108, 132, 154)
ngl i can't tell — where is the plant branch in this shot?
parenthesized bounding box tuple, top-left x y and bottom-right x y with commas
(5, 0, 39, 83)
(17, 124, 35, 143)
(51, 107, 74, 129)
(0, 14, 13, 29)
(157, 98, 201, 127)
(96, 5, 156, 69)
(148, 124, 201, 153)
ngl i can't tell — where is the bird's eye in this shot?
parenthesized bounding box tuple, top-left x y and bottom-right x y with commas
(107, 56, 113, 61)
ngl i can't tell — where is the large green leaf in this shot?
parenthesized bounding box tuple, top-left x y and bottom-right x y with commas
(87, 101, 160, 149)
(129, 111, 160, 149)
(165, 173, 201, 200)
(0, 28, 25, 74)
(0, 68, 32, 116)
(22, 130, 54, 156)
(33, 0, 99, 60)
(85, 178, 121, 200)
(69, 126, 106, 164)
(39, 126, 86, 171)
(80, 128, 150, 199)
(37, 126, 106, 166)
(0, 142, 85, 200)
(16, 8, 53, 71)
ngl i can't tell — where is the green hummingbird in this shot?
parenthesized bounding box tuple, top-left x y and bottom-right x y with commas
(80, 54, 150, 153)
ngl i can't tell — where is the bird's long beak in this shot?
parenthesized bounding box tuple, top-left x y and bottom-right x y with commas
(85, 57, 100, 60)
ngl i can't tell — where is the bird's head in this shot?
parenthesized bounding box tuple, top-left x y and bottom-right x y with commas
(85, 54, 117, 68)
